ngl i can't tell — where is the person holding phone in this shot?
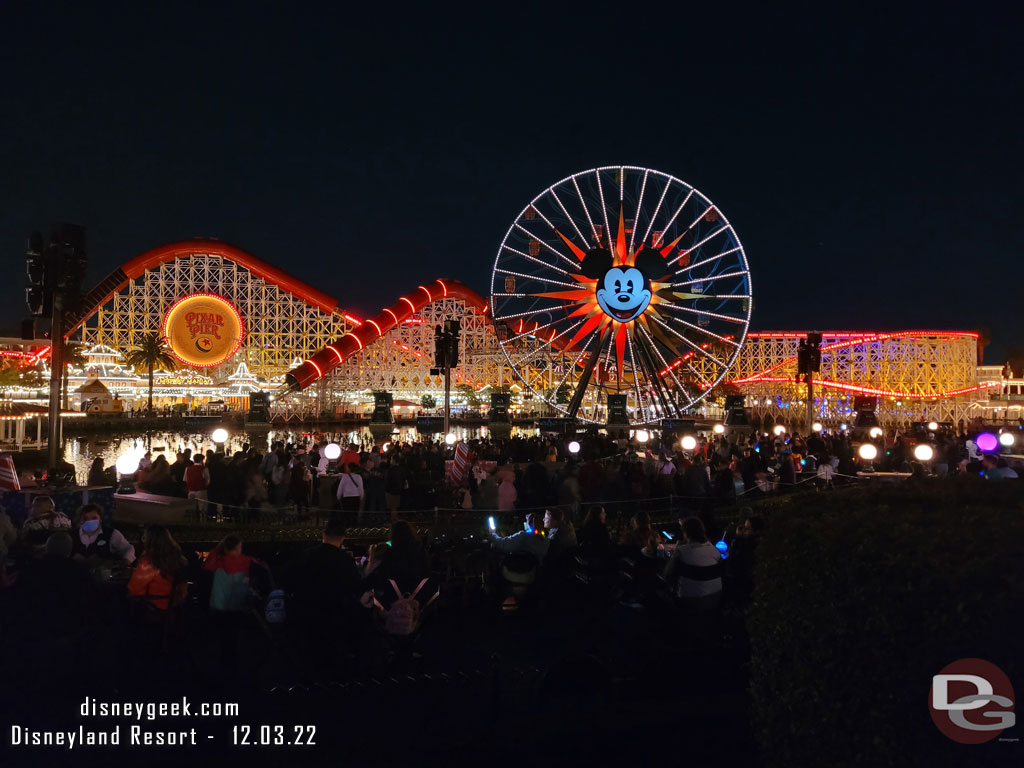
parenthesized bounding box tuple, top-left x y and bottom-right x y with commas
(490, 512, 549, 560)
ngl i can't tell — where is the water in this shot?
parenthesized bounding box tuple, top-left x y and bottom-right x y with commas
(63, 424, 538, 482)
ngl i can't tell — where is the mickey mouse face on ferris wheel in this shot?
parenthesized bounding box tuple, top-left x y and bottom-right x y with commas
(596, 267, 652, 323)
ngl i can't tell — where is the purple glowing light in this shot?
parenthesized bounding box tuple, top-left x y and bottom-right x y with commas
(976, 433, 998, 452)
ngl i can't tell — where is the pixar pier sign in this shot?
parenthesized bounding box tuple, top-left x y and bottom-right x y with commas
(162, 293, 245, 369)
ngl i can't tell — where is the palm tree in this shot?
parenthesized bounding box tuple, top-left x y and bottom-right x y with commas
(124, 333, 178, 411)
(60, 341, 89, 410)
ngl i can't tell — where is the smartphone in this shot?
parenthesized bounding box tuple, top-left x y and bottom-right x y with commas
(661, 530, 674, 540)
(488, 516, 496, 531)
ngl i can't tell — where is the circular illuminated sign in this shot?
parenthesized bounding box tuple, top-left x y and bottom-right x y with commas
(162, 293, 244, 369)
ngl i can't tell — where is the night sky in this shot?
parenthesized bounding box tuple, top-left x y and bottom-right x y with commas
(1, 4, 1020, 359)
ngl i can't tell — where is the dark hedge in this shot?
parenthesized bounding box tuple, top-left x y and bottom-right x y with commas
(748, 479, 1024, 767)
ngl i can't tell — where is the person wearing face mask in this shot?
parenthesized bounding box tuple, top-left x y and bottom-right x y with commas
(72, 503, 135, 564)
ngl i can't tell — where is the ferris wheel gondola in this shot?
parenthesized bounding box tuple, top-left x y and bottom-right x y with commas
(490, 166, 752, 426)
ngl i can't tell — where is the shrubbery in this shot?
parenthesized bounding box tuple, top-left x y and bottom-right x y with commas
(748, 480, 1024, 767)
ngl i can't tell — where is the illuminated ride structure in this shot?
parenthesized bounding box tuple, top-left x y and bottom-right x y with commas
(489, 166, 752, 426)
(65, 241, 358, 380)
(724, 331, 994, 426)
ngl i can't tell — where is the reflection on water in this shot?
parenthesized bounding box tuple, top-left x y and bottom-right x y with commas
(63, 424, 539, 482)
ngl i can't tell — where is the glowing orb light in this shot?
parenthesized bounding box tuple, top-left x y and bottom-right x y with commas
(812, 422, 822, 432)
(927, 421, 938, 431)
(713, 424, 725, 435)
(976, 433, 998, 452)
(858, 443, 878, 461)
(211, 427, 228, 443)
(869, 427, 883, 439)
(681, 435, 697, 451)
(445, 433, 457, 445)
(999, 432, 1015, 447)
(913, 444, 934, 461)
(323, 443, 341, 460)
(568, 440, 581, 455)
(635, 429, 650, 444)
(115, 454, 140, 476)
(773, 425, 786, 436)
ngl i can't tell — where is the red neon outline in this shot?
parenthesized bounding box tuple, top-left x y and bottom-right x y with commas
(383, 308, 399, 326)
(436, 279, 448, 297)
(351, 334, 364, 351)
(307, 359, 323, 378)
(367, 319, 383, 337)
(160, 292, 245, 369)
(343, 314, 362, 326)
(418, 285, 433, 302)
(400, 297, 416, 313)
(326, 345, 343, 363)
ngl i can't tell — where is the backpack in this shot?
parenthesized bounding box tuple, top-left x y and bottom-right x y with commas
(373, 578, 436, 636)
(264, 588, 286, 624)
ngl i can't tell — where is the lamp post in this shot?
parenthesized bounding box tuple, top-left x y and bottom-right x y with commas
(211, 427, 228, 452)
(115, 453, 140, 494)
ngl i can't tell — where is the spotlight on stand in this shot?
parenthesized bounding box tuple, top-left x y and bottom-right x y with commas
(115, 454, 140, 494)
(913, 443, 934, 461)
(211, 427, 228, 450)
(858, 443, 878, 462)
(324, 442, 341, 472)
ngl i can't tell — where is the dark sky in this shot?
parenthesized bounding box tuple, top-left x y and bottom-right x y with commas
(2, 3, 1021, 359)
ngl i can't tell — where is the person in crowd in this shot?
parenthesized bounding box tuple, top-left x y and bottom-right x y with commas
(663, 516, 723, 611)
(363, 541, 390, 577)
(543, 507, 577, 563)
(203, 535, 261, 612)
(490, 512, 550, 560)
(20, 496, 72, 553)
(184, 454, 210, 513)
(340, 442, 361, 472)
(577, 504, 613, 556)
(619, 509, 661, 558)
(982, 454, 1019, 480)
(365, 520, 430, 593)
(384, 456, 407, 517)
(138, 454, 175, 495)
(126, 526, 188, 611)
(725, 513, 764, 604)
(336, 462, 365, 513)
(289, 458, 311, 513)
(283, 519, 363, 643)
(87, 457, 115, 487)
(72, 503, 135, 564)
(168, 451, 189, 488)
(497, 467, 517, 511)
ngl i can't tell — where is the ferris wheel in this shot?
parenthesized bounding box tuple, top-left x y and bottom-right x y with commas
(490, 166, 752, 426)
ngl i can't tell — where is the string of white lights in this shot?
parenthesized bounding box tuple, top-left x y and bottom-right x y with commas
(629, 169, 649, 254)
(572, 175, 599, 245)
(667, 225, 728, 266)
(642, 176, 672, 247)
(672, 270, 749, 288)
(493, 268, 580, 290)
(636, 322, 699, 405)
(504, 239, 574, 275)
(508, 318, 585, 368)
(548, 187, 588, 247)
(625, 328, 649, 423)
(670, 245, 743, 276)
(661, 303, 747, 325)
(519, 214, 583, 270)
(655, 307, 742, 346)
(595, 170, 613, 250)
(653, 188, 695, 246)
(649, 314, 728, 368)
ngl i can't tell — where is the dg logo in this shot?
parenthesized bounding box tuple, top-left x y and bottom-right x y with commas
(930, 658, 1016, 744)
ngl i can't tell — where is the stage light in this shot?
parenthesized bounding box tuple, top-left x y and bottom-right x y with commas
(927, 421, 938, 431)
(323, 443, 341, 460)
(568, 440, 581, 455)
(914, 444, 934, 461)
(773, 425, 786, 436)
(116, 453, 140, 476)
(999, 432, 1015, 447)
(713, 424, 725, 434)
(812, 422, 822, 432)
(858, 443, 878, 461)
(445, 432, 457, 445)
(869, 427, 883, 439)
(681, 435, 697, 451)
(636, 429, 649, 444)
(976, 433, 998, 452)
(211, 427, 228, 443)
